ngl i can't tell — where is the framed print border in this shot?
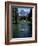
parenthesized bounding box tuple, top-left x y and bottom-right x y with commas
(5, 1, 37, 45)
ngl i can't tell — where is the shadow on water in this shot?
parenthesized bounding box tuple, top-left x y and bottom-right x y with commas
(13, 23, 32, 38)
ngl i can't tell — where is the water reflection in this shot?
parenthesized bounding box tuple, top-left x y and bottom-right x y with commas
(17, 23, 32, 38)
